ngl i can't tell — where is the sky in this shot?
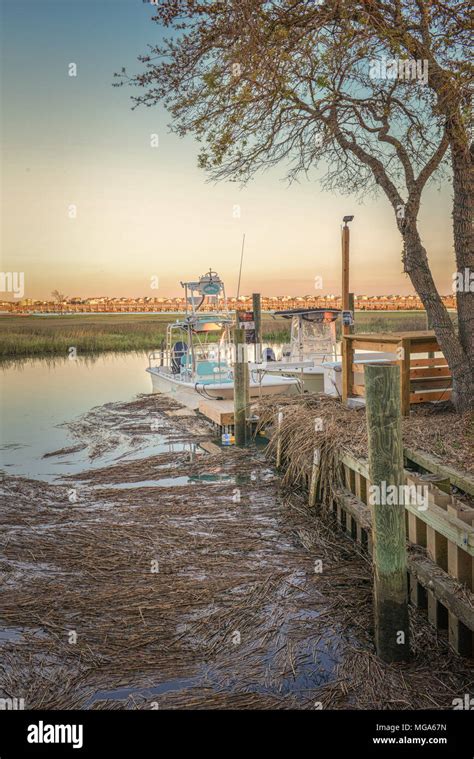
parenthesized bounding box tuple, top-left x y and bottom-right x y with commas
(0, 0, 457, 299)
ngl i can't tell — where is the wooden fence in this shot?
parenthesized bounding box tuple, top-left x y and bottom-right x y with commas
(329, 448, 473, 657)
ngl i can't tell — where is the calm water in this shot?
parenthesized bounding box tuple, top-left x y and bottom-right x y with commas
(0, 344, 290, 481)
(0, 352, 159, 480)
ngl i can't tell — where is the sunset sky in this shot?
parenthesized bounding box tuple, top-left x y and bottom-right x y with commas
(1, 0, 456, 299)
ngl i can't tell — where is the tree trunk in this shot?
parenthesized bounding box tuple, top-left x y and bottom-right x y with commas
(451, 141, 474, 364)
(403, 224, 473, 413)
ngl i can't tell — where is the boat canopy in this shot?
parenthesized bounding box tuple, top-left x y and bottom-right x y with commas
(174, 315, 233, 333)
(274, 308, 341, 322)
(274, 308, 340, 360)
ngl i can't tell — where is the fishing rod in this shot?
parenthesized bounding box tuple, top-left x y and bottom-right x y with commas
(236, 233, 246, 301)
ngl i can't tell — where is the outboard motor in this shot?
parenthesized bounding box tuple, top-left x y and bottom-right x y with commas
(263, 347, 276, 362)
(171, 341, 188, 374)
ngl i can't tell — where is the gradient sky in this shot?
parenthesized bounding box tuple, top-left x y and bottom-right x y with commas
(0, 0, 456, 299)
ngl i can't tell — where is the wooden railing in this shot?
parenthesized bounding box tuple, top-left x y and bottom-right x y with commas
(331, 449, 473, 657)
(343, 331, 452, 414)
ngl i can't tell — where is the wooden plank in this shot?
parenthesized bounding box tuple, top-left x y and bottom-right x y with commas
(427, 525, 448, 571)
(345, 509, 353, 535)
(410, 377, 452, 391)
(409, 390, 452, 403)
(408, 341, 440, 354)
(399, 338, 411, 416)
(353, 340, 399, 352)
(342, 463, 352, 491)
(447, 542, 473, 590)
(410, 358, 448, 368)
(355, 470, 367, 505)
(405, 472, 452, 520)
(341, 451, 370, 480)
(427, 590, 448, 628)
(198, 399, 235, 426)
(448, 612, 472, 657)
(410, 367, 451, 379)
(448, 500, 474, 525)
(347, 330, 439, 345)
(351, 384, 366, 396)
(335, 488, 372, 532)
(398, 331, 436, 342)
(405, 499, 474, 554)
(345, 333, 398, 343)
(409, 555, 474, 633)
(409, 576, 427, 608)
(407, 511, 427, 547)
(403, 447, 474, 496)
(427, 487, 452, 511)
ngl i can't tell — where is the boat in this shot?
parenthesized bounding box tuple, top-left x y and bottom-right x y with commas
(146, 270, 298, 408)
(254, 308, 341, 394)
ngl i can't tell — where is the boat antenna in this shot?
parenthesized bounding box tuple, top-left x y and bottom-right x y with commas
(236, 233, 245, 301)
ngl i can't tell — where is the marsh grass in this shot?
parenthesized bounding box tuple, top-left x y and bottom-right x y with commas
(0, 311, 450, 359)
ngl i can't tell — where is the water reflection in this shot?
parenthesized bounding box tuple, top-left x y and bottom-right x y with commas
(0, 352, 152, 480)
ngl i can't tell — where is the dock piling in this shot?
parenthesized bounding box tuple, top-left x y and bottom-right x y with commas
(233, 327, 249, 446)
(364, 362, 410, 662)
(252, 293, 262, 362)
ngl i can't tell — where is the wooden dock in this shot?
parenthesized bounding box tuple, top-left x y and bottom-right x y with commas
(198, 399, 235, 428)
(198, 398, 258, 433)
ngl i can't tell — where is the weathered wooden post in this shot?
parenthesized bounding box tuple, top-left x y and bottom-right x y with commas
(233, 326, 249, 446)
(252, 293, 262, 363)
(275, 409, 283, 469)
(341, 215, 354, 337)
(364, 362, 410, 662)
(348, 292, 355, 335)
(308, 447, 320, 507)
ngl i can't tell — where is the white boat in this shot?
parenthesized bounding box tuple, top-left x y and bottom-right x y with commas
(254, 308, 341, 394)
(146, 270, 298, 408)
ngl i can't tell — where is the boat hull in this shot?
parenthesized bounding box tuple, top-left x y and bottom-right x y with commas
(263, 367, 325, 394)
(146, 368, 298, 409)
